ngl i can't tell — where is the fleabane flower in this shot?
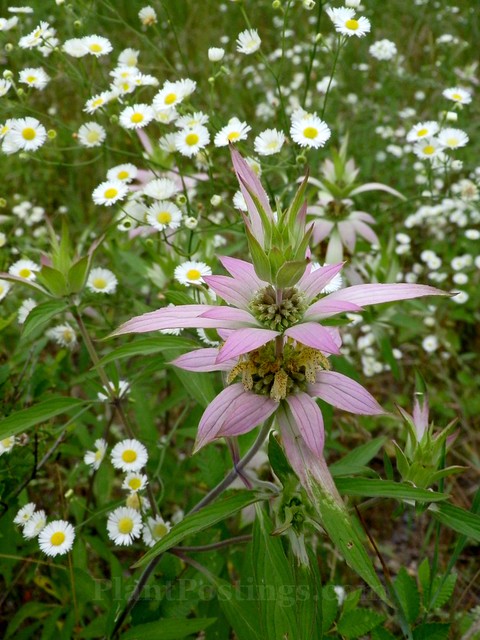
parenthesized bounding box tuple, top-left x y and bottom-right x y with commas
(23, 510, 47, 539)
(139, 6, 157, 26)
(111, 438, 148, 472)
(413, 138, 444, 160)
(147, 201, 183, 231)
(0, 279, 11, 301)
(174, 261, 212, 286)
(84, 438, 108, 471)
(82, 35, 113, 57)
(406, 121, 439, 143)
(107, 506, 143, 545)
(77, 122, 106, 147)
(236, 28, 261, 55)
(327, 7, 371, 37)
(0, 79, 12, 97)
(369, 39, 397, 60)
(153, 79, 196, 110)
(19, 21, 50, 48)
(19, 67, 50, 90)
(254, 128, 286, 156)
(214, 117, 251, 147)
(92, 180, 128, 207)
(442, 87, 472, 105)
(143, 177, 178, 200)
(175, 124, 210, 157)
(38, 520, 75, 556)
(208, 47, 225, 62)
(46, 323, 77, 349)
(87, 267, 118, 294)
(14, 503, 36, 525)
(107, 163, 138, 183)
(118, 48, 139, 66)
(84, 91, 113, 114)
(0, 436, 15, 455)
(122, 472, 148, 493)
(8, 258, 40, 281)
(143, 515, 171, 547)
(437, 128, 469, 149)
(5, 117, 47, 152)
(290, 111, 331, 149)
(119, 104, 155, 130)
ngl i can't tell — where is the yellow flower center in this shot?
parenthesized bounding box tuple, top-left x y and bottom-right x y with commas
(130, 112, 144, 124)
(122, 449, 137, 463)
(416, 128, 428, 137)
(164, 93, 177, 105)
(451, 93, 462, 101)
(26, 75, 36, 83)
(92, 277, 107, 289)
(186, 269, 201, 280)
(104, 188, 118, 199)
(303, 126, 318, 139)
(446, 137, 458, 147)
(121, 82, 130, 91)
(86, 131, 100, 143)
(19, 268, 32, 278)
(50, 531, 66, 546)
(423, 145, 435, 155)
(22, 127, 36, 141)
(94, 449, 103, 461)
(185, 132, 199, 146)
(128, 478, 142, 490)
(227, 131, 240, 141)
(1, 437, 13, 448)
(345, 18, 359, 30)
(63, 329, 74, 342)
(117, 170, 129, 180)
(92, 98, 104, 107)
(157, 211, 172, 224)
(118, 517, 133, 534)
(89, 43, 103, 53)
(154, 523, 169, 538)
(0, 285, 4, 294)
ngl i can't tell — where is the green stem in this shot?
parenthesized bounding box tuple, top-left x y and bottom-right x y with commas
(321, 36, 344, 120)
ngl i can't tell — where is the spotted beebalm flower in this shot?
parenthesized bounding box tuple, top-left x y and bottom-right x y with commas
(19, 67, 50, 90)
(92, 180, 129, 206)
(4, 117, 47, 153)
(107, 163, 138, 183)
(14, 503, 37, 525)
(442, 87, 472, 104)
(236, 28, 261, 55)
(437, 128, 469, 149)
(143, 515, 171, 547)
(327, 7, 371, 37)
(214, 117, 251, 147)
(23, 510, 47, 539)
(174, 261, 212, 286)
(290, 111, 331, 149)
(84, 438, 108, 471)
(175, 124, 210, 157)
(111, 438, 148, 472)
(77, 122, 106, 147)
(87, 267, 118, 294)
(107, 506, 143, 545)
(254, 128, 286, 156)
(122, 472, 148, 493)
(8, 258, 40, 281)
(147, 201, 183, 231)
(406, 121, 439, 143)
(0, 279, 11, 301)
(119, 104, 155, 130)
(0, 436, 15, 455)
(38, 520, 75, 556)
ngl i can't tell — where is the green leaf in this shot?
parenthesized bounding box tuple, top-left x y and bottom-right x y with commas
(275, 259, 308, 288)
(268, 432, 295, 486)
(412, 622, 450, 640)
(418, 557, 431, 607)
(35, 265, 68, 297)
(429, 502, 480, 541)
(21, 299, 68, 342)
(371, 629, 397, 640)
(429, 573, 457, 610)
(321, 585, 339, 634)
(67, 255, 89, 293)
(5, 602, 56, 638)
(97, 335, 197, 367)
(335, 478, 448, 502)
(173, 368, 217, 408)
(0, 396, 86, 439)
(286, 172, 309, 237)
(121, 618, 216, 640)
(292, 553, 323, 640)
(394, 567, 420, 624)
(214, 578, 262, 640)
(133, 491, 263, 567)
(330, 437, 386, 477)
(337, 609, 385, 638)
(245, 225, 271, 282)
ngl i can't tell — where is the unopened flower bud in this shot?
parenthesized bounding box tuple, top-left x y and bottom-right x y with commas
(184, 216, 198, 229)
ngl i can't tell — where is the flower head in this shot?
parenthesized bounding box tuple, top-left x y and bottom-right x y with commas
(122, 472, 148, 493)
(174, 261, 212, 286)
(14, 503, 36, 525)
(78, 122, 106, 147)
(214, 118, 251, 147)
(23, 510, 47, 539)
(442, 87, 472, 104)
(119, 104, 155, 130)
(107, 163, 138, 183)
(254, 128, 286, 156)
(143, 515, 171, 547)
(0, 436, 15, 455)
(84, 438, 108, 470)
(111, 438, 148, 472)
(175, 124, 210, 157)
(19, 67, 50, 90)
(0, 279, 11, 301)
(290, 111, 331, 149)
(147, 201, 183, 231)
(8, 258, 40, 281)
(92, 180, 129, 207)
(87, 268, 118, 294)
(327, 7, 371, 37)
(38, 520, 75, 556)
(236, 29, 261, 55)
(107, 506, 143, 545)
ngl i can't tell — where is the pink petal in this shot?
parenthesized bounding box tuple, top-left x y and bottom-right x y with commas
(284, 322, 341, 354)
(308, 371, 384, 415)
(286, 393, 324, 457)
(216, 327, 279, 363)
(324, 283, 447, 308)
(200, 306, 258, 327)
(304, 298, 363, 321)
(297, 262, 344, 301)
(351, 219, 378, 245)
(218, 256, 266, 291)
(217, 392, 278, 438)
(350, 182, 405, 199)
(311, 219, 334, 244)
(172, 348, 234, 372)
(194, 384, 246, 451)
(338, 221, 357, 253)
(350, 210, 376, 224)
(325, 231, 344, 263)
(203, 275, 252, 309)
(113, 305, 220, 335)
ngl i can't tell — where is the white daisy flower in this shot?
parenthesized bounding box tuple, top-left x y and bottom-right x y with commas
(236, 28, 261, 55)
(82, 35, 113, 57)
(18, 298, 37, 324)
(118, 48, 140, 67)
(413, 138, 443, 160)
(0, 79, 12, 97)
(122, 472, 148, 493)
(139, 6, 157, 26)
(84, 438, 108, 471)
(18, 67, 50, 90)
(111, 76, 136, 95)
(107, 506, 143, 546)
(290, 112, 331, 148)
(254, 128, 285, 156)
(154, 107, 179, 124)
(111, 438, 148, 472)
(19, 21, 50, 49)
(38, 520, 75, 556)
(406, 121, 439, 142)
(6, 117, 47, 152)
(86, 267, 118, 294)
(175, 112, 209, 129)
(0, 279, 11, 301)
(175, 124, 210, 157)
(153, 78, 196, 110)
(143, 515, 171, 547)
(97, 379, 129, 401)
(174, 261, 212, 286)
(92, 180, 128, 207)
(233, 190, 248, 211)
(8, 258, 40, 281)
(422, 335, 439, 353)
(214, 117, 251, 147)
(23, 510, 47, 539)
(442, 87, 472, 104)
(46, 324, 77, 349)
(77, 122, 106, 148)
(0, 16, 19, 31)
(437, 128, 469, 149)
(119, 104, 155, 130)
(159, 133, 178, 154)
(208, 47, 225, 62)
(62, 38, 88, 57)
(14, 502, 36, 525)
(327, 7, 371, 37)
(143, 177, 178, 200)
(107, 163, 138, 183)
(147, 201, 183, 231)
(84, 91, 112, 114)
(0, 436, 15, 455)
(369, 39, 397, 61)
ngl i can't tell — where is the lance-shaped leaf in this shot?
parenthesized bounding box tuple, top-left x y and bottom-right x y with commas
(35, 265, 68, 298)
(0, 396, 86, 439)
(21, 299, 69, 341)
